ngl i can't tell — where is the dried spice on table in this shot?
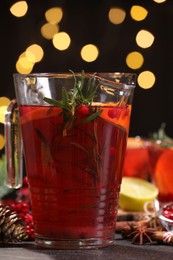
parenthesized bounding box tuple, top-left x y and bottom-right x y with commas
(120, 221, 157, 245)
(115, 208, 168, 245)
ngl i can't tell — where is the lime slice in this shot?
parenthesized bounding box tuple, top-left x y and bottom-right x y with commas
(119, 177, 158, 211)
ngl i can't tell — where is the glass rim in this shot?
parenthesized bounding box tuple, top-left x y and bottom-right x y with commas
(13, 72, 136, 78)
(13, 72, 136, 89)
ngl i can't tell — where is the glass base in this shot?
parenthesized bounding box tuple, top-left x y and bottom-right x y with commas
(35, 237, 114, 249)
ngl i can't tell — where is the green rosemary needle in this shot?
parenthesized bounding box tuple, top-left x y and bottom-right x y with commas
(43, 70, 102, 135)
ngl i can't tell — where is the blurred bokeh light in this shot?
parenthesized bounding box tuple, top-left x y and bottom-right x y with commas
(136, 30, 155, 48)
(26, 44, 44, 63)
(137, 71, 156, 89)
(130, 5, 148, 21)
(0, 134, 5, 150)
(81, 44, 99, 62)
(41, 23, 59, 40)
(52, 32, 71, 50)
(45, 7, 63, 24)
(153, 0, 167, 3)
(126, 52, 144, 70)
(108, 7, 126, 25)
(10, 1, 28, 17)
(0, 97, 10, 150)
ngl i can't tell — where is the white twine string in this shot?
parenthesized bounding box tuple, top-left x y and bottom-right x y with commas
(163, 231, 173, 244)
(143, 200, 159, 219)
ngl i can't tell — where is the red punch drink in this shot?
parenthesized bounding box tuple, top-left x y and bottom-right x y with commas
(19, 104, 130, 246)
(123, 137, 149, 180)
(6, 72, 136, 249)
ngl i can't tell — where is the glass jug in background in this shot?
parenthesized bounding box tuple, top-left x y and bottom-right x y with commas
(5, 72, 136, 249)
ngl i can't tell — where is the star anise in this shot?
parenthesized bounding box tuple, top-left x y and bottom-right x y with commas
(127, 223, 155, 245)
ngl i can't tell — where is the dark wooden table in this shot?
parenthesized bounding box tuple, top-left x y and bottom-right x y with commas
(1, 234, 172, 260)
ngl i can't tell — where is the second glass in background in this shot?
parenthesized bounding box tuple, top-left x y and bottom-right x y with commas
(123, 127, 173, 205)
(122, 136, 150, 180)
(147, 138, 173, 203)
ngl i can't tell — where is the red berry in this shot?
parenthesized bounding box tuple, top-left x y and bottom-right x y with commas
(108, 107, 121, 119)
(76, 105, 90, 116)
(16, 201, 24, 212)
(18, 212, 25, 219)
(122, 107, 130, 118)
(22, 203, 30, 213)
(26, 225, 35, 240)
(25, 213, 33, 224)
(10, 203, 18, 211)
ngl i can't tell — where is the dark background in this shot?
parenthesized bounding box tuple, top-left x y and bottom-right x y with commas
(1, 0, 173, 144)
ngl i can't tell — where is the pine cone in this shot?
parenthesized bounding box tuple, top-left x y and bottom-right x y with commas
(0, 204, 29, 242)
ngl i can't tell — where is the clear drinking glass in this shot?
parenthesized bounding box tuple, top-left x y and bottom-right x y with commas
(5, 72, 136, 249)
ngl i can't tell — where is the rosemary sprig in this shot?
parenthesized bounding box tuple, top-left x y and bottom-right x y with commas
(43, 70, 102, 136)
(75, 110, 102, 126)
